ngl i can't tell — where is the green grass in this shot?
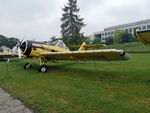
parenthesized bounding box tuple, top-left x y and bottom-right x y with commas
(101, 42, 150, 53)
(0, 53, 150, 113)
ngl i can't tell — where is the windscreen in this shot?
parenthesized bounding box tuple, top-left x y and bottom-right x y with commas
(53, 40, 70, 51)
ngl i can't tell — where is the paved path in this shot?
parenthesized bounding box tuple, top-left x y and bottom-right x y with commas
(0, 88, 34, 113)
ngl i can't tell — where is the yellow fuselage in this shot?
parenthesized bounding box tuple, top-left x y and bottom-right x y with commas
(21, 40, 69, 58)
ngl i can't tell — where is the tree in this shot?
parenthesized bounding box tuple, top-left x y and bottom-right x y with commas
(0, 35, 19, 49)
(129, 35, 137, 42)
(113, 30, 138, 44)
(92, 38, 101, 44)
(121, 32, 137, 43)
(113, 29, 124, 44)
(0, 35, 6, 47)
(61, 0, 86, 45)
(84, 37, 92, 44)
(6, 37, 19, 49)
(105, 36, 113, 45)
(49, 36, 58, 42)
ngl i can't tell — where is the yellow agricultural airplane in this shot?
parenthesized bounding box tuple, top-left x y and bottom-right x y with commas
(135, 29, 150, 45)
(17, 40, 130, 72)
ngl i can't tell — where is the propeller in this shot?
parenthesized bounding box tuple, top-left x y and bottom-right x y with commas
(16, 40, 23, 59)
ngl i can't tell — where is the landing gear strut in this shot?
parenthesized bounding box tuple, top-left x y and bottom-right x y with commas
(24, 63, 32, 69)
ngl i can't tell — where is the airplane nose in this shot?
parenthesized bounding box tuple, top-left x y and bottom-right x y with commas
(20, 40, 32, 56)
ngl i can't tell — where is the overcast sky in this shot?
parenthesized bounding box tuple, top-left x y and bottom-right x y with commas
(0, 0, 150, 40)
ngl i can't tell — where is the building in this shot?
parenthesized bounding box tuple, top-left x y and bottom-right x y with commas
(94, 19, 150, 42)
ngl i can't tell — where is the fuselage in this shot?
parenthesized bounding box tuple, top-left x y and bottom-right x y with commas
(20, 40, 69, 57)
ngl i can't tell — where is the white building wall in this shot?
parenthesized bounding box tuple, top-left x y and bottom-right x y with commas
(93, 19, 150, 43)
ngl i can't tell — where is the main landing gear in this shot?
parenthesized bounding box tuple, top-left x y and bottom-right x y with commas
(24, 63, 32, 69)
(38, 57, 47, 72)
(24, 57, 48, 73)
(39, 65, 47, 72)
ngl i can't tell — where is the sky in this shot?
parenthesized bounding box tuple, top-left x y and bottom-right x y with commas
(0, 0, 150, 41)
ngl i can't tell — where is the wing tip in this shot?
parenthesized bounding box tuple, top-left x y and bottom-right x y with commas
(120, 51, 131, 60)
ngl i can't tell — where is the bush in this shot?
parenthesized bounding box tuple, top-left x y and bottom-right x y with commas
(113, 30, 137, 44)
(105, 37, 113, 45)
(92, 38, 101, 44)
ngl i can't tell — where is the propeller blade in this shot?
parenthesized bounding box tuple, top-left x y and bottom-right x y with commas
(17, 46, 22, 59)
(16, 38, 24, 58)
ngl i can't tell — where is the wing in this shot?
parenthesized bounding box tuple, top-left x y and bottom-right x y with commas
(135, 29, 150, 45)
(41, 49, 130, 61)
(0, 52, 18, 58)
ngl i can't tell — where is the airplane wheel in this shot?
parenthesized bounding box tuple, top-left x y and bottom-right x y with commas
(39, 65, 47, 72)
(24, 63, 32, 69)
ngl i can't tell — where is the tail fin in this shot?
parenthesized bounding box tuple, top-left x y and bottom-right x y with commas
(78, 42, 87, 51)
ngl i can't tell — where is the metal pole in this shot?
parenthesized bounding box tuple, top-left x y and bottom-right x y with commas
(6, 59, 10, 77)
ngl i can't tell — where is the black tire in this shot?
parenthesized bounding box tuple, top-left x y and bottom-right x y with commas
(24, 63, 32, 69)
(39, 65, 47, 72)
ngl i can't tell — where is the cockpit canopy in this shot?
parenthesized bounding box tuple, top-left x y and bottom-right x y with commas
(52, 40, 70, 51)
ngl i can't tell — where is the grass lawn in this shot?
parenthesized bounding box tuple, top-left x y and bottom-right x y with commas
(0, 53, 150, 113)
(101, 42, 150, 53)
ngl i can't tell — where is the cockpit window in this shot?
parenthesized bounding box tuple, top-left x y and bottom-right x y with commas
(53, 40, 70, 51)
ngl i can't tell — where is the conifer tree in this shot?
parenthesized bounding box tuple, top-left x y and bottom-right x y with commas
(61, 0, 86, 45)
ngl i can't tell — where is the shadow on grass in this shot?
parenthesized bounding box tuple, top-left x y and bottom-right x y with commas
(30, 62, 124, 80)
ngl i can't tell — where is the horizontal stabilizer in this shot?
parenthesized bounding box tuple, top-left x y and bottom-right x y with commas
(71, 42, 107, 51)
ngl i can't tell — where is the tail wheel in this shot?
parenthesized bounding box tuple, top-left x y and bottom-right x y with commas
(39, 65, 47, 72)
(24, 63, 32, 69)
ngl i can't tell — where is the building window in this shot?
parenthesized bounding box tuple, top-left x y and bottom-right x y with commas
(102, 33, 104, 36)
(125, 29, 128, 32)
(142, 26, 146, 30)
(111, 32, 113, 35)
(129, 28, 132, 32)
(105, 33, 107, 36)
(147, 25, 150, 29)
(108, 32, 110, 35)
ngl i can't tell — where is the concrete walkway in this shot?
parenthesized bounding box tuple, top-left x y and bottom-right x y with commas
(0, 88, 34, 113)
